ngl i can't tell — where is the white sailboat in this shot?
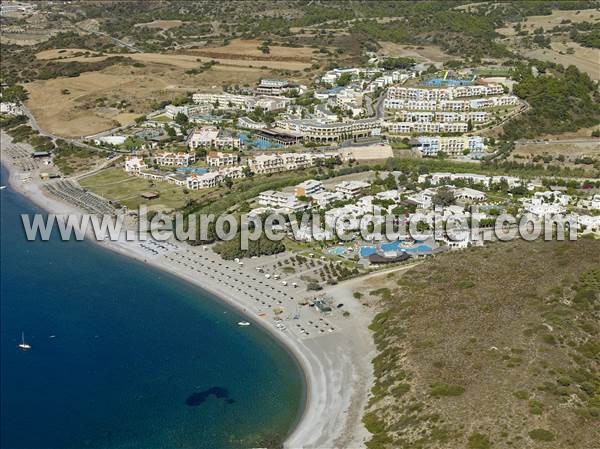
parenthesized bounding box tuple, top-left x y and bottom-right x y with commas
(18, 332, 31, 351)
(237, 321, 251, 326)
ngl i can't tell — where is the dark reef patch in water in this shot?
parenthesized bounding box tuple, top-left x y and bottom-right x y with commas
(186, 387, 235, 406)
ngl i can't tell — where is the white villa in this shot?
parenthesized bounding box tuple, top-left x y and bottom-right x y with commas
(154, 152, 196, 167)
(124, 156, 148, 174)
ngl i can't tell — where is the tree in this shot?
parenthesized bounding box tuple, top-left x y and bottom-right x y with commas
(223, 176, 233, 190)
(175, 112, 188, 126)
(433, 187, 455, 207)
(242, 166, 254, 178)
(336, 73, 352, 86)
(164, 125, 176, 137)
(1, 84, 28, 103)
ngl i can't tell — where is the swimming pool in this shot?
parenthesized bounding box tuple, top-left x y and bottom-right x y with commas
(360, 242, 433, 258)
(328, 247, 346, 256)
(423, 78, 473, 87)
(176, 167, 208, 174)
(239, 133, 283, 150)
(359, 246, 377, 257)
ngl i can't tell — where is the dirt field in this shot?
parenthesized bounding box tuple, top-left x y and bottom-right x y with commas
(522, 41, 600, 81)
(187, 38, 320, 66)
(376, 42, 455, 64)
(513, 141, 599, 158)
(36, 46, 314, 71)
(24, 60, 272, 137)
(497, 9, 600, 36)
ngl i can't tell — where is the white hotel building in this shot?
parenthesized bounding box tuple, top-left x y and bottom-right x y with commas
(154, 152, 196, 167)
(385, 121, 468, 134)
(275, 118, 381, 143)
(384, 95, 518, 111)
(394, 111, 490, 123)
(412, 136, 486, 157)
(187, 127, 241, 150)
(206, 151, 238, 168)
(387, 84, 504, 101)
(258, 190, 309, 212)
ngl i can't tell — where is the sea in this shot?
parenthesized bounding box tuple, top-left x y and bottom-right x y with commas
(0, 166, 305, 449)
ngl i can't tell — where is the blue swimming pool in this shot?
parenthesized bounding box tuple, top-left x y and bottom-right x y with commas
(328, 247, 346, 256)
(423, 78, 473, 87)
(360, 242, 433, 258)
(176, 167, 208, 174)
(239, 133, 282, 150)
(359, 246, 377, 257)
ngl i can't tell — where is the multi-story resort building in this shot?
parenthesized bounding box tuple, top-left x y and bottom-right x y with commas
(394, 111, 490, 123)
(384, 95, 519, 111)
(419, 172, 522, 188)
(206, 151, 238, 168)
(335, 180, 371, 198)
(387, 84, 504, 101)
(255, 79, 304, 96)
(294, 179, 324, 198)
(275, 118, 381, 143)
(412, 136, 486, 157)
(192, 93, 290, 112)
(187, 127, 241, 150)
(258, 190, 309, 212)
(248, 152, 332, 175)
(385, 121, 468, 134)
(186, 172, 222, 190)
(237, 117, 267, 130)
(165, 104, 210, 119)
(154, 152, 196, 167)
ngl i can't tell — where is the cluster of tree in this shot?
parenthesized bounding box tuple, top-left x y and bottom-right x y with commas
(213, 233, 285, 260)
(1, 84, 28, 103)
(502, 62, 600, 140)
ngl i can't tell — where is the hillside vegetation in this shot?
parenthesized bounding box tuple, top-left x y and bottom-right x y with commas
(365, 238, 600, 449)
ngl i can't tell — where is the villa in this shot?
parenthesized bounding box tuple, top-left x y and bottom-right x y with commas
(258, 190, 309, 212)
(295, 180, 324, 198)
(154, 152, 196, 167)
(412, 136, 486, 157)
(124, 156, 147, 174)
(206, 151, 238, 168)
(335, 180, 371, 198)
(187, 127, 241, 150)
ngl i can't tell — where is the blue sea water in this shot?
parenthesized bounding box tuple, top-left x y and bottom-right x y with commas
(0, 166, 304, 449)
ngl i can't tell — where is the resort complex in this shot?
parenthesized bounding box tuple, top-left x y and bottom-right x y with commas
(1, 2, 599, 449)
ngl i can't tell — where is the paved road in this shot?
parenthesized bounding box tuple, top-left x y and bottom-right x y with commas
(375, 88, 387, 118)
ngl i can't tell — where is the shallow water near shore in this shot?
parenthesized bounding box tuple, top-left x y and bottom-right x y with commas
(0, 166, 305, 449)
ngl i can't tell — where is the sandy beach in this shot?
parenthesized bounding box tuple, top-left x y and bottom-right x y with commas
(1, 131, 376, 449)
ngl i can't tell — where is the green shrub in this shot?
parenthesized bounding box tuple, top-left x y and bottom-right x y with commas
(528, 428, 555, 442)
(430, 382, 465, 397)
(528, 400, 544, 415)
(468, 432, 491, 449)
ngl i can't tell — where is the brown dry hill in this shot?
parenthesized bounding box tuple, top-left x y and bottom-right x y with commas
(364, 238, 600, 449)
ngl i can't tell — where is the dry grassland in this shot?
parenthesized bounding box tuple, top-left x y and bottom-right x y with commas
(25, 54, 273, 137)
(376, 42, 455, 63)
(365, 238, 600, 449)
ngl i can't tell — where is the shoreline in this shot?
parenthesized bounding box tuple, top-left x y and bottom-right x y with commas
(0, 133, 376, 449)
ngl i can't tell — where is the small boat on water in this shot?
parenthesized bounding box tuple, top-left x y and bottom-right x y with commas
(18, 332, 31, 351)
(237, 321, 251, 326)
(0, 186, 7, 190)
